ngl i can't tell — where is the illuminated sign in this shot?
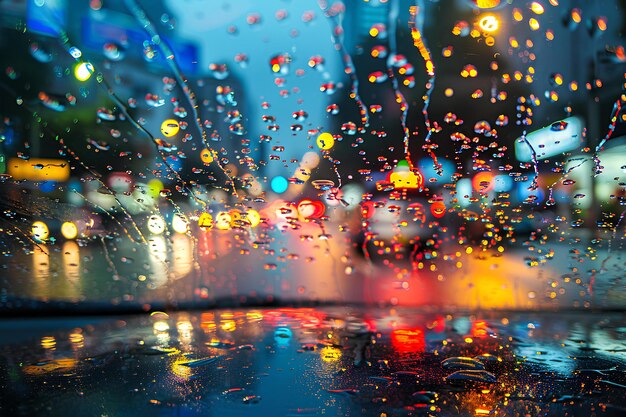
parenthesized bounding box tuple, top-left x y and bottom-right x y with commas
(27, 0, 66, 36)
(8, 158, 70, 181)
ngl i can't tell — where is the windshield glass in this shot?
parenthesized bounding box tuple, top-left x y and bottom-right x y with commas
(0, 0, 625, 313)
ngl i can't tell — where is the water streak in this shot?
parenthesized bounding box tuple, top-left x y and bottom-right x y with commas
(318, 0, 369, 129)
(124, 0, 241, 202)
(408, 1, 436, 169)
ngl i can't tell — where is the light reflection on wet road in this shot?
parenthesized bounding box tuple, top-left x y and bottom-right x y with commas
(0, 308, 624, 417)
(2, 222, 623, 311)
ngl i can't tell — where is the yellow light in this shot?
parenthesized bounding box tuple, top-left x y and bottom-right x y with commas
(294, 166, 311, 182)
(200, 148, 215, 164)
(369, 27, 379, 37)
(243, 209, 261, 227)
(147, 214, 166, 235)
(198, 212, 214, 229)
(171, 213, 189, 234)
(74, 62, 94, 81)
(160, 119, 180, 137)
(147, 178, 164, 198)
(23, 358, 77, 375)
(530, 2, 544, 14)
(320, 346, 342, 362)
(171, 356, 192, 379)
(8, 157, 70, 181)
(41, 336, 56, 349)
(228, 209, 243, 228)
(215, 211, 232, 230)
(513, 8, 523, 21)
(316, 132, 335, 150)
(221, 320, 236, 332)
(69, 332, 84, 344)
(474, 0, 500, 8)
(61, 221, 78, 239)
(529, 18, 540, 31)
(478, 15, 499, 33)
(32, 221, 49, 241)
(549, 91, 559, 101)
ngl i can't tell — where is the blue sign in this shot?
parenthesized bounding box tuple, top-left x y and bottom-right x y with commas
(81, 13, 199, 74)
(27, 0, 66, 36)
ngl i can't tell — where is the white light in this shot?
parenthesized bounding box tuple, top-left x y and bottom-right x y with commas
(74, 62, 94, 81)
(171, 213, 189, 234)
(456, 178, 473, 207)
(147, 214, 166, 235)
(515, 117, 584, 162)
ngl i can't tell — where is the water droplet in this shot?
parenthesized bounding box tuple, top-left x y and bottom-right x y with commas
(68, 46, 82, 58)
(474, 120, 491, 134)
(103, 43, 124, 61)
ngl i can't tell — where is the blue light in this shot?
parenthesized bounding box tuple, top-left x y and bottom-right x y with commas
(517, 179, 545, 204)
(271, 176, 289, 194)
(39, 181, 56, 193)
(418, 157, 455, 183)
(493, 175, 513, 192)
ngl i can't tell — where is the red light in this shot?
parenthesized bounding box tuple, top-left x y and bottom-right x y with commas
(430, 201, 446, 218)
(297, 199, 325, 219)
(391, 328, 425, 353)
(361, 201, 376, 219)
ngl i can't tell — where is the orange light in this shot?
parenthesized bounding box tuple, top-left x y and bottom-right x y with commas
(472, 172, 494, 192)
(471, 320, 490, 338)
(8, 158, 70, 181)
